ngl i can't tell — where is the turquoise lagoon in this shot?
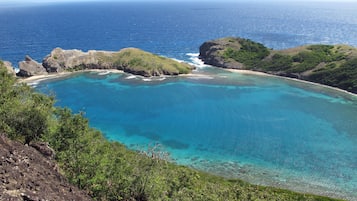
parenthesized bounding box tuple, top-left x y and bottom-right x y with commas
(36, 66, 357, 200)
(2, 1, 357, 199)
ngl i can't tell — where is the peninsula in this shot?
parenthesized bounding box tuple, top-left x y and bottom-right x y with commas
(199, 37, 357, 94)
(16, 47, 194, 78)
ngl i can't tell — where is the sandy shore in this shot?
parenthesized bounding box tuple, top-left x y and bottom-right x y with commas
(225, 68, 357, 98)
(225, 69, 274, 76)
(19, 69, 124, 84)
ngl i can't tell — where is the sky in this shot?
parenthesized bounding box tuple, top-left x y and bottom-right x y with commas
(0, 0, 356, 7)
(1, 0, 356, 3)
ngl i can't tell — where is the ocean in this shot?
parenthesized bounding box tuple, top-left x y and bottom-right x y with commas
(1, 1, 357, 200)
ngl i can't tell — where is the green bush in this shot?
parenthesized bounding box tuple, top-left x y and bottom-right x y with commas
(309, 58, 357, 93)
(260, 54, 293, 71)
(0, 65, 54, 144)
(223, 39, 270, 68)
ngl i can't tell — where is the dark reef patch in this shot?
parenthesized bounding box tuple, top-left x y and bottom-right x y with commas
(162, 139, 190, 150)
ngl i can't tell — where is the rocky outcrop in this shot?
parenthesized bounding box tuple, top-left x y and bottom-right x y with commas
(199, 38, 244, 69)
(3, 61, 16, 76)
(17, 55, 47, 77)
(42, 48, 106, 73)
(0, 134, 92, 201)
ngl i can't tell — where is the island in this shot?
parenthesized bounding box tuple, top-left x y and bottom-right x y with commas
(199, 37, 357, 94)
(16, 47, 194, 78)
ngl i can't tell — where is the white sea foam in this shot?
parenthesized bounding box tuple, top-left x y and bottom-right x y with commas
(27, 81, 39, 87)
(186, 53, 209, 68)
(186, 75, 214, 80)
(125, 75, 138, 79)
(171, 58, 186, 63)
(97, 71, 110, 75)
(142, 77, 166, 82)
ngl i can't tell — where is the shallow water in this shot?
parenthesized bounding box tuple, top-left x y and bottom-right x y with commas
(37, 66, 357, 200)
(2, 1, 357, 199)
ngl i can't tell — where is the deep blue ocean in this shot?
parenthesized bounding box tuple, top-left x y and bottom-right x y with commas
(1, 1, 357, 200)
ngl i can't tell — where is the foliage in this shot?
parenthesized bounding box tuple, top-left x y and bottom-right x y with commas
(99, 48, 193, 76)
(0, 64, 54, 144)
(260, 54, 293, 71)
(216, 37, 357, 93)
(223, 39, 270, 68)
(0, 62, 342, 200)
(285, 45, 345, 73)
(308, 58, 357, 92)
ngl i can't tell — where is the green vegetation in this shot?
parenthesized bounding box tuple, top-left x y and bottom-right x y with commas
(309, 58, 357, 92)
(98, 48, 193, 76)
(0, 61, 54, 144)
(0, 62, 343, 200)
(211, 37, 357, 93)
(260, 54, 293, 71)
(286, 45, 345, 73)
(223, 38, 270, 68)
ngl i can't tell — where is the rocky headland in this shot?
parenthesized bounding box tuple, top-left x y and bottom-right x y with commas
(200, 37, 357, 94)
(0, 134, 91, 201)
(16, 47, 194, 78)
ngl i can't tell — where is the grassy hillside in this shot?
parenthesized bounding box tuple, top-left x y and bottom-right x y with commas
(200, 37, 357, 93)
(0, 62, 343, 200)
(98, 48, 193, 76)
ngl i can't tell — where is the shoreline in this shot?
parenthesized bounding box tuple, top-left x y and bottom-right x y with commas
(18, 66, 357, 99)
(225, 68, 357, 99)
(18, 69, 125, 84)
(18, 68, 212, 84)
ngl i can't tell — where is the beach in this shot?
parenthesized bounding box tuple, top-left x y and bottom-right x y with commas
(226, 68, 357, 98)
(19, 69, 124, 85)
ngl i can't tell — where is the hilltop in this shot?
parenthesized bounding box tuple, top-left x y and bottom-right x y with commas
(200, 37, 357, 93)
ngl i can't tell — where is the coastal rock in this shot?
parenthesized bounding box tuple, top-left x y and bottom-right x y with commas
(0, 134, 92, 201)
(3, 61, 16, 75)
(42, 48, 103, 73)
(199, 38, 244, 69)
(17, 55, 47, 77)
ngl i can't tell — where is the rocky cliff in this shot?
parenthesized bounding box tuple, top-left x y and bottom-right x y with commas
(199, 38, 244, 69)
(18, 47, 194, 77)
(199, 37, 357, 93)
(0, 134, 92, 201)
(17, 55, 47, 77)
